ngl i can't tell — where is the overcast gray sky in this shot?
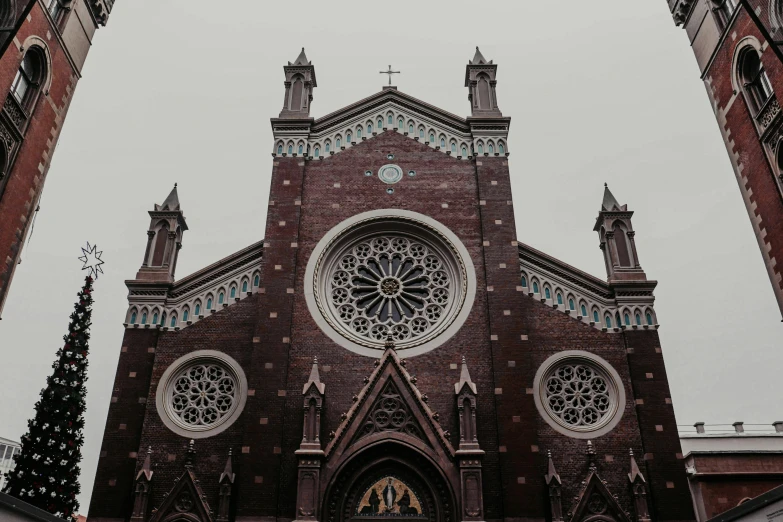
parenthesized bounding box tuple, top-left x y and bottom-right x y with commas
(1, 0, 780, 512)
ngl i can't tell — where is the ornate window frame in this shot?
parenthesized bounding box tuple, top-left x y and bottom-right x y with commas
(155, 350, 248, 439)
(304, 209, 476, 358)
(533, 351, 626, 439)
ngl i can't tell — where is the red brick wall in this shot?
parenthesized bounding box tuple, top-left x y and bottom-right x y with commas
(0, 2, 79, 315)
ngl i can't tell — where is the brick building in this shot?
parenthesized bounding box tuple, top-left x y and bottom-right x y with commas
(0, 0, 114, 318)
(86, 49, 694, 522)
(666, 0, 783, 317)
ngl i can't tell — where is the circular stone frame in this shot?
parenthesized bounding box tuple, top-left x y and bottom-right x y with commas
(532, 351, 626, 439)
(378, 164, 404, 184)
(155, 350, 248, 439)
(304, 209, 477, 358)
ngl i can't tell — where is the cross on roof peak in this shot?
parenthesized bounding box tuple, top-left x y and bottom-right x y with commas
(379, 65, 400, 86)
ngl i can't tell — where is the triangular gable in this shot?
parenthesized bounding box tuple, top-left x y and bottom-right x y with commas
(324, 347, 454, 460)
(569, 471, 631, 522)
(149, 468, 213, 522)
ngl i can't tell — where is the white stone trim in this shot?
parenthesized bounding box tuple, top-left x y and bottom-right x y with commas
(155, 350, 248, 439)
(304, 209, 477, 358)
(533, 351, 626, 440)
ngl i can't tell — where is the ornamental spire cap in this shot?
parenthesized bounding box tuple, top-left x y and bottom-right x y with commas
(545, 450, 562, 485)
(303, 355, 325, 395)
(470, 46, 491, 65)
(136, 446, 153, 482)
(628, 448, 645, 483)
(156, 184, 181, 211)
(290, 47, 311, 66)
(601, 184, 626, 212)
(219, 448, 235, 484)
(454, 355, 477, 395)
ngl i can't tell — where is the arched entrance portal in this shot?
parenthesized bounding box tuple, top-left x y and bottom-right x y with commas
(323, 442, 456, 522)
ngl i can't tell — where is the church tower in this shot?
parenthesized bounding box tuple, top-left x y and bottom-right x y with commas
(89, 49, 694, 522)
(665, 0, 783, 318)
(0, 0, 115, 318)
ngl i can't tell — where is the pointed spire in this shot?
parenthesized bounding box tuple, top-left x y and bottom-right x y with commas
(136, 446, 153, 482)
(470, 46, 490, 65)
(545, 450, 562, 485)
(601, 183, 625, 212)
(291, 47, 311, 66)
(628, 448, 645, 483)
(219, 448, 235, 484)
(157, 184, 180, 211)
(303, 355, 325, 394)
(454, 355, 477, 394)
(185, 439, 196, 468)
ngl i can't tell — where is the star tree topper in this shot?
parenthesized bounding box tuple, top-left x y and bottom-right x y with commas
(78, 242, 105, 279)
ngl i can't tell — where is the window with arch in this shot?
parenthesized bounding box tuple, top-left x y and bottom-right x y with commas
(398, 118, 404, 130)
(11, 48, 45, 110)
(544, 287, 551, 300)
(635, 313, 641, 325)
(521, 275, 528, 287)
(713, 0, 738, 30)
(624, 313, 631, 326)
(325, 141, 331, 154)
(230, 286, 236, 299)
(194, 302, 201, 316)
(593, 310, 600, 323)
(346, 132, 352, 143)
(532, 281, 540, 294)
(206, 297, 213, 310)
(605, 315, 612, 328)
(461, 145, 467, 157)
(141, 311, 147, 325)
(408, 123, 414, 134)
(242, 280, 248, 292)
(581, 304, 587, 317)
(556, 293, 563, 305)
(170, 314, 177, 327)
(612, 222, 633, 267)
(287, 144, 293, 155)
(378, 118, 383, 130)
(356, 127, 362, 139)
(440, 137, 446, 148)
(646, 312, 653, 325)
(253, 274, 260, 286)
(336, 136, 342, 149)
(499, 142, 505, 155)
(130, 309, 137, 324)
(428, 132, 434, 143)
(388, 114, 393, 125)
(488, 143, 494, 155)
(277, 144, 283, 155)
(314, 146, 320, 157)
(568, 298, 575, 311)
(367, 122, 373, 134)
(218, 291, 225, 305)
(152, 311, 159, 325)
(451, 142, 457, 154)
(419, 128, 425, 139)
(183, 308, 189, 322)
(738, 48, 773, 114)
(298, 143, 304, 155)
(477, 143, 484, 155)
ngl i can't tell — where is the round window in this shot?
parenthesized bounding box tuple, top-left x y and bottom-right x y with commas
(156, 350, 247, 438)
(378, 164, 403, 184)
(533, 351, 625, 438)
(305, 210, 476, 357)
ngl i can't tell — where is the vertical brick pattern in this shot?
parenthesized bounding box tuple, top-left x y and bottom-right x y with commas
(87, 329, 158, 518)
(474, 156, 545, 518)
(237, 157, 306, 517)
(624, 330, 694, 521)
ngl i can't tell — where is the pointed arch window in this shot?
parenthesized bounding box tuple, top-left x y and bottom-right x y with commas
(170, 315, 177, 327)
(152, 312, 159, 325)
(593, 310, 600, 323)
(230, 286, 236, 299)
(488, 143, 494, 155)
(356, 127, 362, 139)
(544, 287, 551, 300)
(183, 309, 189, 322)
(298, 144, 303, 155)
(367, 122, 373, 134)
(388, 114, 393, 125)
(461, 146, 467, 157)
(287, 144, 293, 155)
(499, 142, 505, 155)
(520, 275, 527, 287)
(739, 49, 774, 114)
(398, 118, 404, 130)
(254, 274, 260, 286)
(336, 137, 341, 149)
(568, 298, 575, 311)
(325, 142, 331, 154)
(581, 304, 587, 317)
(429, 132, 434, 143)
(195, 303, 201, 316)
(377, 118, 383, 130)
(635, 313, 642, 325)
(477, 143, 484, 155)
(646, 313, 653, 325)
(451, 142, 457, 154)
(314, 146, 320, 157)
(346, 132, 352, 143)
(532, 281, 539, 294)
(409, 123, 414, 134)
(419, 128, 424, 139)
(11, 49, 44, 110)
(277, 144, 283, 155)
(218, 292, 225, 305)
(141, 312, 147, 325)
(242, 280, 248, 292)
(605, 316, 612, 328)
(440, 137, 446, 148)
(624, 313, 631, 326)
(206, 297, 213, 310)
(556, 293, 563, 305)
(130, 310, 137, 324)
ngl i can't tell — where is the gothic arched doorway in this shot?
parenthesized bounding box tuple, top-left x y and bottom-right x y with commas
(323, 442, 456, 522)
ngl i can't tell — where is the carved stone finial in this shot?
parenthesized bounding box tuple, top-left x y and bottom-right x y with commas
(385, 335, 395, 351)
(185, 439, 196, 468)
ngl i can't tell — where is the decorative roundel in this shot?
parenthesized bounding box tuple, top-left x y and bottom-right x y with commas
(156, 350, 247, 439)
(305, 209, 476, 358)
(378, 164, 403, 184)
(533, 351, 625, 439)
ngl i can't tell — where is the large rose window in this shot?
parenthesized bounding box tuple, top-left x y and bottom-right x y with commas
(306, 211, 475, 357)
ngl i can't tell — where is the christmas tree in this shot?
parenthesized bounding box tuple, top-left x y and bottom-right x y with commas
(3, 244, 103, 519)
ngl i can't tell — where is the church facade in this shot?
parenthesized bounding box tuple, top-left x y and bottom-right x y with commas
(86, 49, 694, 522)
